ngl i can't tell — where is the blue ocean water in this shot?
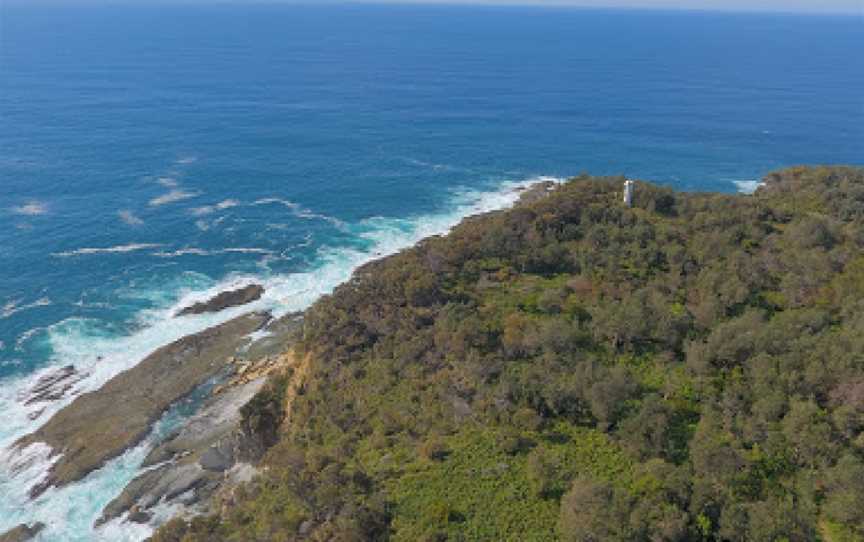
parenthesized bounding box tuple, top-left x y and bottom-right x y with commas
(0, 4, 862, 540)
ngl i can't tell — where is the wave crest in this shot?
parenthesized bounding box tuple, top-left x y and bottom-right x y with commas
(52, 244, 163, 258)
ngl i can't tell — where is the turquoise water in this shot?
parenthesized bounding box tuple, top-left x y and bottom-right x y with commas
(0, 4, 862, 539)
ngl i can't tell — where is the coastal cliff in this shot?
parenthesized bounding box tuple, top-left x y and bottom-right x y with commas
(11, 167, 863, 542)
(145, 166, 864, 541)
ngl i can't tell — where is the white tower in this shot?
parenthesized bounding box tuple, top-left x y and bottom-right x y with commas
(623, 180, 634, 207)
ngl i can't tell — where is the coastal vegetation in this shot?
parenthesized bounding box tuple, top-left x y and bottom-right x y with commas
(154, 166, 864, 541)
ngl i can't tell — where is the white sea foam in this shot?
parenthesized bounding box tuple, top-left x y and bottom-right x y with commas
(149, 189, 198, 207)
(0, 175, 562, 541)
(401, 157, 464, 172)
(152, 248, 211, 257)
(152, 247, 274, 258)
(52, 244, 163, 257)
(190, 207, 212, 217)
(156, 177, 179, 188)
(733, 179, 764, 194)
(221, 247, 271, 255)
(217, 199, 239, 210)
(10, 200, 49, 216)
(253, 197, 346, 229)
(0, 401, 195, 542)
(117, 210, 144, 226)
(14, 327, 45, 351)
(1, 297, 51, 320)
(2, 299, 21, 319)
(190, 198, 240, 216)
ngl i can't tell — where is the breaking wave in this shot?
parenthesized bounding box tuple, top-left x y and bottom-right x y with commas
(252, 197, 347, 229)
(733, 179, 764, 194)
(52, 244, 164, 258)
(10, 201, 49, 216)
(1, 298, 51, 320)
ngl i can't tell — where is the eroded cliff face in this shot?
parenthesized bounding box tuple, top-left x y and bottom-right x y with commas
(96, 346, 312, 529)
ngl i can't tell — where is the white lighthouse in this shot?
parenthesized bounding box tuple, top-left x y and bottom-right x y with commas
(623, 180, 634, 207)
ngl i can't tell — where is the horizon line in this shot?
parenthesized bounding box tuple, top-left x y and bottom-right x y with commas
(2, 0, 861, 16)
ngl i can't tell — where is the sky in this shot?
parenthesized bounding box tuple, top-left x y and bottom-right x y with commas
(353, 0, 863, 15)
(2, 0, 861, 15)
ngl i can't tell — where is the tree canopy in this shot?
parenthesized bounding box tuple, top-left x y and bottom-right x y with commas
(154, 166, 864, 542)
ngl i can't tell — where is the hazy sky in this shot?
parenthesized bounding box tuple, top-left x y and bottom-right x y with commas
(356, 0, 863, 15)
(5, 0, 862, 14)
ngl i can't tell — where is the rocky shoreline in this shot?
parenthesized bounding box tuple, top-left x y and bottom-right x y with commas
(14, 311, 272, 499)
(1, 182, 554, 541)
(175, 284, 265, 317)
(2, 294, 306, 540)
(96, 375, 269, 527)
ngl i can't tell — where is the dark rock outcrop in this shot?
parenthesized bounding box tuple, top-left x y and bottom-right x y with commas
(18, 364, 88, 406)
(96, 377, 269, 526)
(176, 285, 264, 317)
(0, 523, 44, 542)
(15, 312, 271, 499)
(240, 311, 303, 362)
(127, 509, 152, 524)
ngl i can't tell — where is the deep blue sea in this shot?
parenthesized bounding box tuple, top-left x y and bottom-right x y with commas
(1, 4, 862, 539)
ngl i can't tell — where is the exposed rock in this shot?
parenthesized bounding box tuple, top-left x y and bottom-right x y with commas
(142, 377, 268, 468)
(16, 312, 270, 499)
(0, 522, 44, 542)
(452, 396, 473, 420)
(225, 462, 257, 485)
(18, 364, 89, 406)
(97, 377, 268, 526)
(95, 320, 306, 529)
(98, 462, 214, 527)
(128, 509, 152, 524)
(298, 520, 314, 536)
(199, 445, 233, 472)
(218, 320, 305, 394)
(212, 463, 259, 517)
(176, 285, 264, 317)
(240, 311, 304, 362)
(515, 180, 557, 206)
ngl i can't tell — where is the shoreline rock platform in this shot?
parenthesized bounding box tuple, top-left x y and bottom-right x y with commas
(175, 284, 264, 317)
(96, 376, 269, 527)
(15, 311, 271, 499)
(95, 313, 306, 527)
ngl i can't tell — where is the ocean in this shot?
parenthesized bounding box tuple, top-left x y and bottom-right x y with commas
(1, 4, 862, 540)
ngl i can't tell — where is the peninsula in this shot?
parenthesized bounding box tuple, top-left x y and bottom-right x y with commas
(11, 166, 864, 542)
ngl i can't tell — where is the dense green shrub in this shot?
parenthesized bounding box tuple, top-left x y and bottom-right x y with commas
(155, 167, 864, 541)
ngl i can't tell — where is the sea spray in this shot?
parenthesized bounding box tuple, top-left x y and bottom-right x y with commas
(0, 395, 208, 542)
